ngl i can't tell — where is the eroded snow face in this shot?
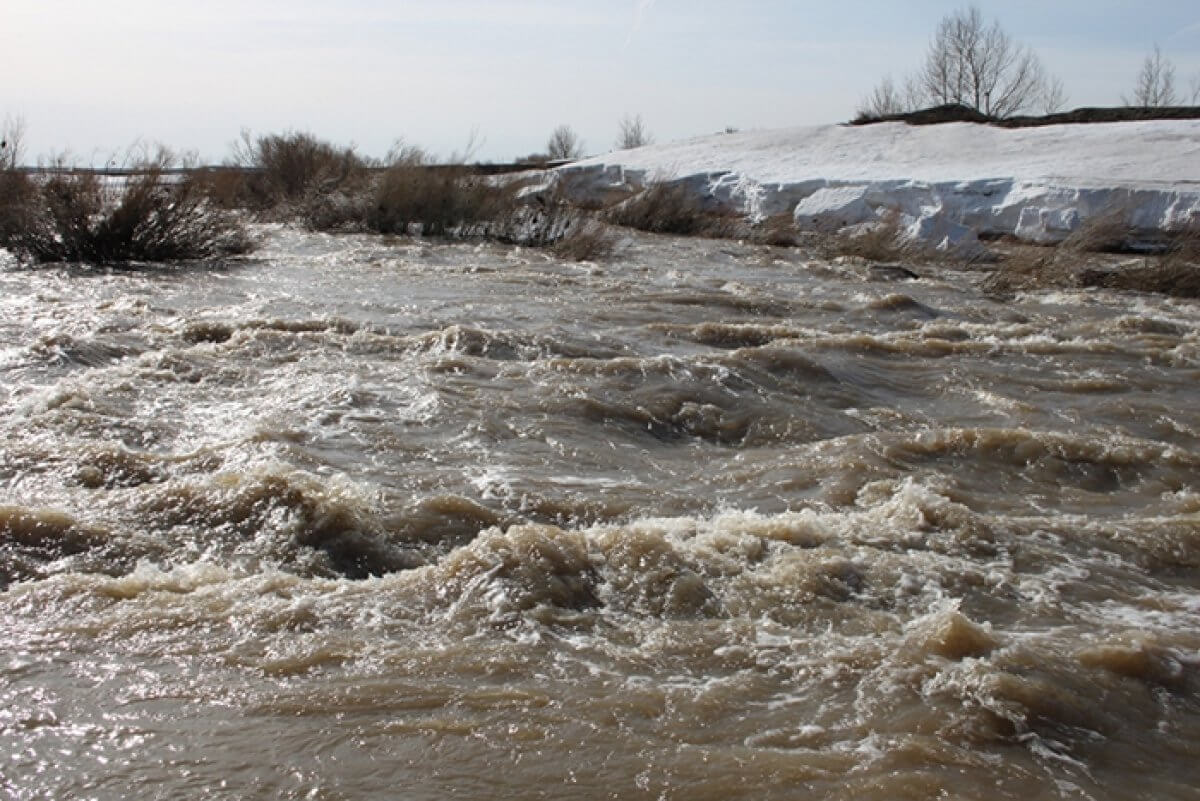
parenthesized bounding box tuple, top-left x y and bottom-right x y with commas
(559, 120, 1200, 249)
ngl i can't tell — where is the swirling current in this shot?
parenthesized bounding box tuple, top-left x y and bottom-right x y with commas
(1, 228, 1198, 800)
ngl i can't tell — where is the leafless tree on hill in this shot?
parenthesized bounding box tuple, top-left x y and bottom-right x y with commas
(546, 125, 584, 161)
(1040, 75, 1069, 114)
(1124, 45, 1178, 107)
(615, 114, 653, 149)
(857, 5, 1062, 119)
(919, 6, 1053, 117)
(856, 75, 924, 118)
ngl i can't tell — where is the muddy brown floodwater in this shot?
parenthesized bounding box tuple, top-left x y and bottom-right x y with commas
(1, 227, 1199, 800)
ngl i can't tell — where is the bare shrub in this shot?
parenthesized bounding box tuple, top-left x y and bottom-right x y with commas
(365, 150, 517, 238)
(551, 219, 616, 261)
(985, 230, 1200, 299)
(820, 213, 920, 262)
(191, 166, 253, 210)
(0, 168, 40, 246)
(546, 125, 584, 161)
(980, 245, 1072, 296)
(856, 75, 924, 119)
(1080, 258, 1200, 298)
(751, 214, 801, 247)
(0, 150, 253, 265)
(231, 130, 366, 211)
(605, 181, 736, 237)
(1060, 208, 1137, 253)
(615, 114, 653, 150)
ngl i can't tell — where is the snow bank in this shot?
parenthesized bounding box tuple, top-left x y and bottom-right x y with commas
(558, 121, 1200, 250)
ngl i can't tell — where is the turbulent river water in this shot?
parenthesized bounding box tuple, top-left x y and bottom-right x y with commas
(1, 227, 1199, 800)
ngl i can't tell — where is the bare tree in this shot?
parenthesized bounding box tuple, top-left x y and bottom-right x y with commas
(856, 6, 1062, 120)
(1040, 74, 1069, 114)
(1191, 73, 1200, 105)
(918, 5, 1053, 117)
(615, 114, 653, 149)
(857, 76, 906, 118)
(1124, 45, 1178, 107)
(546, 125, 584, 161)
(857, 74, 926, 119)
(0, 115, 26, 170)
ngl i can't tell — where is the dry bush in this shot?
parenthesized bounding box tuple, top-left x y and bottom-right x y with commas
(1060, 207, 1138, 253)
(605, 181, 737, 237)
(615, 114, 653, 150)
(190, 167, 253, 210)
(550, 219, 616, 261)
(0, 151, 253, 266)
(0, 168, 40, 245)
(1082, 227, 1200, 297)
(1164, 225, 1200, 266)
(546, 125, 584, 161)
(980, 244, 1073, 296)
(751, 213, 801, 247)
(820, 213, 919, 262)
(1080, 260, 1200, 298)
(365, 160, 516, 237)
(231, 130, 367, 212)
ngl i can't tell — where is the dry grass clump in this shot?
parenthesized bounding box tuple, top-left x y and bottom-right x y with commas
(819, 213, 923, 262)
(984, 226, 1200, 299)
(750, 214, 802, 247)
(0, 151, 253, 266)
(1079, 227, 1200, 297)
(550, 219, 617, 261)
(605, 181, 737, 237)
(1079, 260, 1200, 297)
(980, 244, 1074, 296)
(1060, 207, 1139, 253)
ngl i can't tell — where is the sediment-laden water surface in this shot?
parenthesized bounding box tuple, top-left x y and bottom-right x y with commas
(2, 228, 1199, 800)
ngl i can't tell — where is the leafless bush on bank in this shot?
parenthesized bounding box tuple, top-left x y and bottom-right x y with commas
(229, 130, 368, 212)
(605, 181, 737, 237)
(366, 155, 516, 237)
(984, 224, 1200, 299)
(0, 149, 253, 266)
(1060, 207, 1138, 253)
(818, 213, 921, 262)
(751, 214, 801, 247)
(550, 219, 617, 261)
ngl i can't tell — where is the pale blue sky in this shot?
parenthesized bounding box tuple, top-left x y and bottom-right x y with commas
(4, 1, 1199, 163)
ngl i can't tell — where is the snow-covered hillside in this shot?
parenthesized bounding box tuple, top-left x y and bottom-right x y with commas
(559, 120, 1200, 250)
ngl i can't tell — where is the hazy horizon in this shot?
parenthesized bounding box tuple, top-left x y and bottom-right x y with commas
(5, 0, 1200, 164)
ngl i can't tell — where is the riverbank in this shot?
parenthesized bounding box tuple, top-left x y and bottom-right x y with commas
(557, 119, 1200, 252)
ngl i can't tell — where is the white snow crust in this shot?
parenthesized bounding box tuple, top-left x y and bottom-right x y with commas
(558, 120, 1200, 250)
